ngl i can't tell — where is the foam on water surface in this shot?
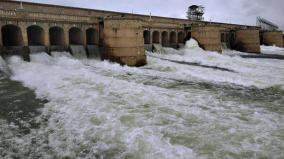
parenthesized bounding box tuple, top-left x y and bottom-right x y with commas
(147, 39, 284, 89)
(1, 44, 284, 158)
(0, 56, 11, 75)
(5, 54, 201, 158)
(261, 45, 284, 55)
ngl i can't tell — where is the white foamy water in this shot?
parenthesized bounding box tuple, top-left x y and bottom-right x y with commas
(0, 56, 10, 75)
(261, 45, 284, 55)
(1, 43, 284, 159)
(146, 40, 284, 89)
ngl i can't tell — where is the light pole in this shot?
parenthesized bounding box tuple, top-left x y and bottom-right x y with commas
(20, 0, 23, 9)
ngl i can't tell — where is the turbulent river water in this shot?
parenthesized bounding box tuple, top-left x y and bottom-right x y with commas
(0, 41, 284, 159)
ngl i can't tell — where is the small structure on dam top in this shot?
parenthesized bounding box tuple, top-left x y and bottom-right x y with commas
(0, 1, 283, 66)
(187, 5, 205, 21)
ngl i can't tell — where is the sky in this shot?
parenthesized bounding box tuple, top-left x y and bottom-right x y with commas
(21, 0, 284, 30)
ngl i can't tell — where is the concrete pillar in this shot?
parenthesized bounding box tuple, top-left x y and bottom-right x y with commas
(81, 27, 87, 46)
(63, 26, 69, 48)
(18, 23, 30, 61)
(19, 23, 28, 46)
(99, 22, 104, 46)
(263, 31, 283, 48)
(22, 29, 28, 46)
(175, 31, 178, 45)
(93, 25, 100, 45)
(234, 29, 260, 53)
(104, 17, 146, 66)
(191, 25, 222, 52)
(42, 24, 50, 47)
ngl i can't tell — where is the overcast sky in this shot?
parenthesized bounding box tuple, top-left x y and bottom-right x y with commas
(22, 0, 284, 30)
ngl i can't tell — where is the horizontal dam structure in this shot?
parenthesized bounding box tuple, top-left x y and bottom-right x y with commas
(261, 31, 284, 48)
(0, 1, 283, 66)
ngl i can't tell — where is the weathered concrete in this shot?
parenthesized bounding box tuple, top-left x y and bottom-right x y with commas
(103, 17, 146, 66)
(191, 25, 222, 52)
(262, 31, 283, 48)
(234, 29, 260, 53)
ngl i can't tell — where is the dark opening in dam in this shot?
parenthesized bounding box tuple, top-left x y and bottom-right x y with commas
(162, 31, 169, 46)
(49, 27, 65, 46)
(27, 25, 45, 46)
(86, 28, 98, 45)
(143, 30, 151, 44)
(178, 31, 184, 43)
(186, 32, 192, 41)
(170, 31, 177, 44)
(152, 31, 160, 44)
(69, 27, 83, 45)
(2, 25, 24, 46)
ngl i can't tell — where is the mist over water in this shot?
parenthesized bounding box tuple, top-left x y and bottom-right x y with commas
(0, 41, 284, 159)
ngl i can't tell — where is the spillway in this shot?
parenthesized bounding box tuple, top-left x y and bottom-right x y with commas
(0, 42, 284, 159)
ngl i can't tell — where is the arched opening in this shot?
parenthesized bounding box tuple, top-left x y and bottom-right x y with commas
(185, 32, 191, 41)
(152, 31, 160, 44)
(27, 25, 45, 46)
(162, 31, 168, 46)
(170, 31, 177, 44)
(1, 25, 24, 46)
(143, 30, 151, 44)
(49, 27, 64, 46)
(69, 27, 83, 45)
(178, 32, 184, 43)
(86, 28, 98, 45)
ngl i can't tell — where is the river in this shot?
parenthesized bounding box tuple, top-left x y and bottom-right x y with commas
(0, 41, 283, 159)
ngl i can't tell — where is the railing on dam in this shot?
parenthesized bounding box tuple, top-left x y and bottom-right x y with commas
(0, 9, 96, 23)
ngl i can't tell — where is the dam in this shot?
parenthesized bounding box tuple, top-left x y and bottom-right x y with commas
(1, 1, 284, 159)
(0, 1, 283, 66)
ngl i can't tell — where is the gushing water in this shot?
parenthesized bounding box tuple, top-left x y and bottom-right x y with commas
(0, 41, 284, 159)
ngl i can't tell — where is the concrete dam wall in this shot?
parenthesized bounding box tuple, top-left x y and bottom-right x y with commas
(0, 1, 283, 66)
